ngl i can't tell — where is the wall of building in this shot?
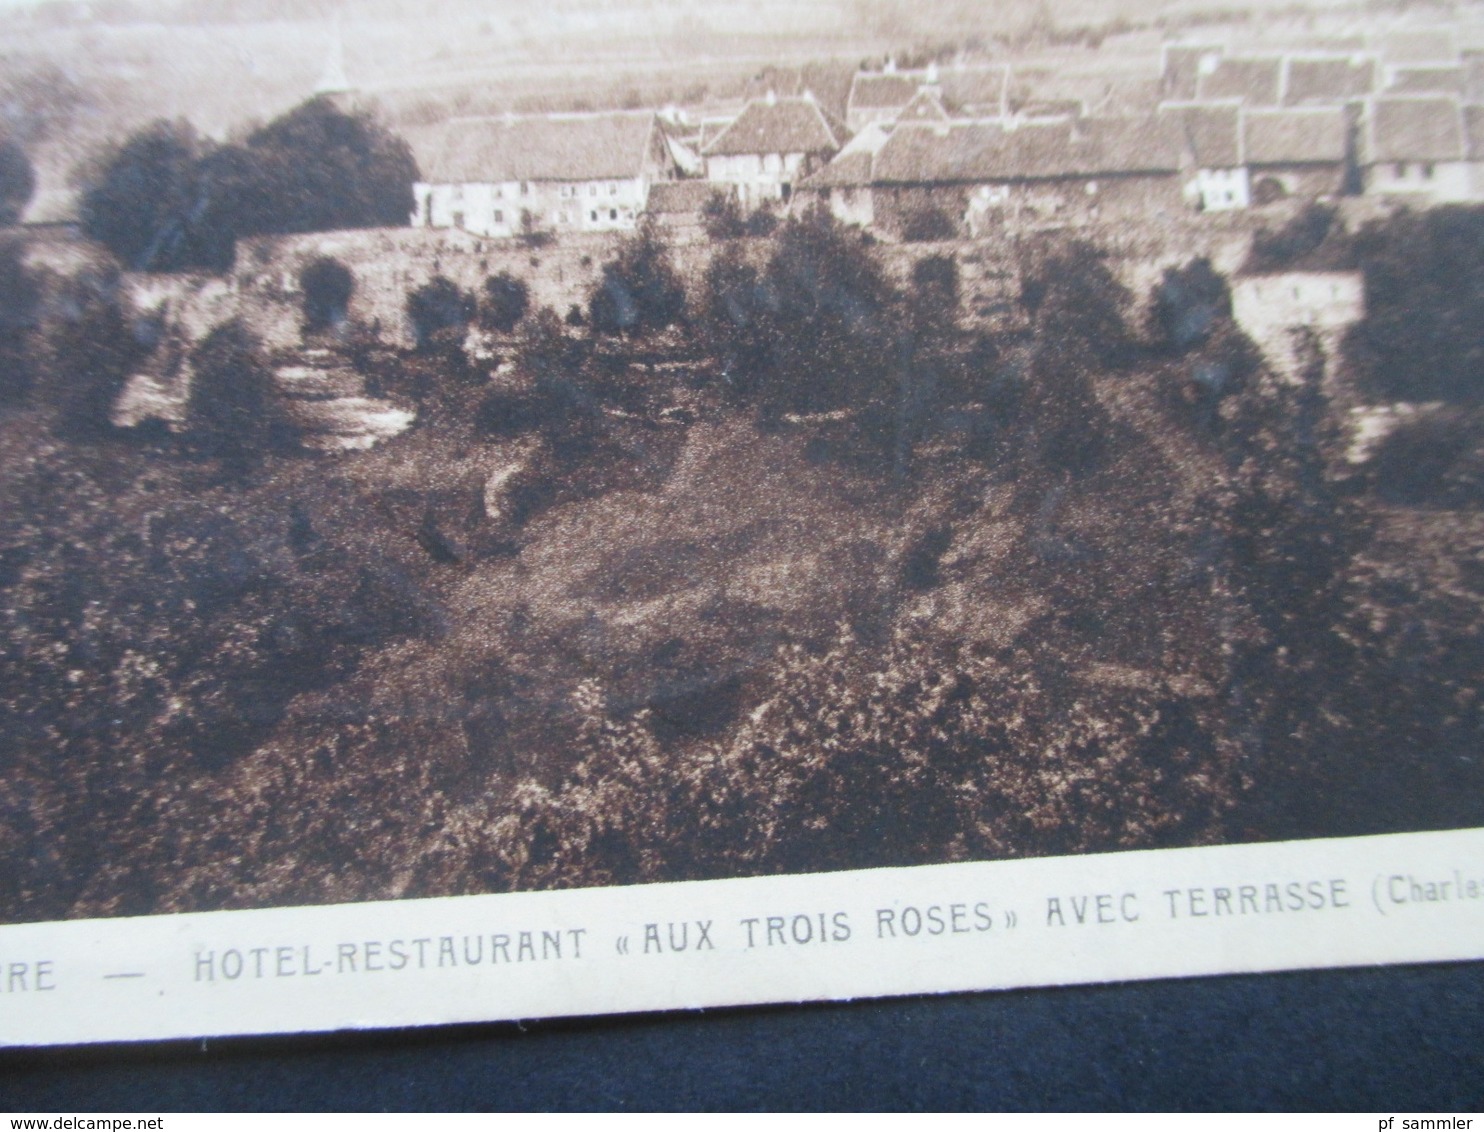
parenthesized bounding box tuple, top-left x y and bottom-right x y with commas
(1191, 167, 1250, 211)
(706, 151, 817, 207)
(1248, 165, 1347, 203)
(414, 177, 650, 238)
(1364, 160, 1475, 203)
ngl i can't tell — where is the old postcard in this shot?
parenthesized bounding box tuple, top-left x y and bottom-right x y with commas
(1, 0, 1482, 1048)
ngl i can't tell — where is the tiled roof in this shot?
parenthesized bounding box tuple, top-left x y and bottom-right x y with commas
(800, 123, 892, 188)
(847, 72, 918, 111)
(1465, 105, 1484, 161)
(702, 97, 848, 157)
(1162, 44, 1224, 101)
(410, 112, 664, 183)
(1387, 65, 1465, 94)
(1197, 56, 1284, 106)
(1366, 97, 1464, 162)
(1283, 55, 1376, 104)
(1159, 101, 1242, 166)
(644, 180, 725, 214)
(869, 116, 1182, 185)
(1244, 107, 1348, 165)
(897, 88, 950, 124)
(939, 66, 1013, 112)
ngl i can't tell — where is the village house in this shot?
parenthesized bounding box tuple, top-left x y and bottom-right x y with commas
(1282, 54, 1377, 106)
(1363, 97, 1472, 202)
(701, 93, 849, 208)
(844, 67, 921, 132)
(802, 115, 1184, 239)
(1162, 43, 1225, 102)
(1243, 106, 1352, 203)
(1159, 101, 1248, 210)
(408, 111, 680, 238)
(642, 180, 730, 237)
(1197, 55, 1285, 107)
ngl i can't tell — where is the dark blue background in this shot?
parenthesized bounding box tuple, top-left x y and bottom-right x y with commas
(4, 962, 1483, 1110)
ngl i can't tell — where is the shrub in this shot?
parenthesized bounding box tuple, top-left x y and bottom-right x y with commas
(187, 320, 292, 474)
(1148, 257, 1231, 354)
(299, 256, 355, 333)
(700, 190, 747, 241)
(406, 275, 476, 352)
(479, 272, 530, 334)
(1245, 202, 1348, 273)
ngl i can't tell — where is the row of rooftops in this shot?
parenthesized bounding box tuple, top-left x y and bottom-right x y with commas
(403, 94, 1484, 194)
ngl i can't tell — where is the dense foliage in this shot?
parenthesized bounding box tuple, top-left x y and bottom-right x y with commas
(1347, 205, 1484, 404)
(80, 99, 418, 271)
(1, 209, 1481, 923)
(479, 272, 531, 334)
(587, 221, 687, 337)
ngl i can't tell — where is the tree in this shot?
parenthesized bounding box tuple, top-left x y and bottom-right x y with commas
(300, 256, 355, 333)
(241, 97, 418, 235)
(587, 221, 686, 337)
(1020, 239, 1135, 371)
(80, 120, 220, 271)
(479, 272, 530, 334)
(698, 244, 772, 400)
(43, 290, 152, 440)
(908, 253, 959, 332)
(1148, 257, 1231, 354)
(79, 99, 419, 273)
(760, 202, 898, 416)
(187, 320, 289, 475)
(1346, 206, 1484, 404)
(701, 190, 747, 241)
(1245, 201, 1348, 273)
(406, 276, 476, 353)
(0, 139, 35, 227)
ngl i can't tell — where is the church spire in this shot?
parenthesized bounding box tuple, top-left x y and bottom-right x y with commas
(314, 14, 352, 97)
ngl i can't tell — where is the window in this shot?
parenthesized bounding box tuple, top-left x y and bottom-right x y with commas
(452, 211, 465, 229)
(1393, 162, 1407, 178)
(610, 208, 617, 220)
(1423, 162, 1436, 180)
(521, 182, 529, 196)
(590, 184, 598, 197)
(590, 210, 598, 222)
(494, 209, 504, 224)
(494, 185, 504, 199)
(453, 184, 464, 201)
(608, 182, 617, 195)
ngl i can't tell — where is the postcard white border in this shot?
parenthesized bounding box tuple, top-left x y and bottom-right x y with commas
(1, 827, 1480, 1047)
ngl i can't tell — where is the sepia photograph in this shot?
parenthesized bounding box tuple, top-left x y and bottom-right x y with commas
(0, 0, 1482, 1039)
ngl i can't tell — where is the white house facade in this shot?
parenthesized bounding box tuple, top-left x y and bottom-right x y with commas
(409, 112, 680, 238)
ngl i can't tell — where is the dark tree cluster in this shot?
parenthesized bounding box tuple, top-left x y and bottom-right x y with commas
(1245, 202, 1351, 274)
(587, 221, 687, 337)
(1347, 205, 1484, 404)
(700, 191, 778, 241)
(80, 98, 418, 272)
(406, 275, 476, 354)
